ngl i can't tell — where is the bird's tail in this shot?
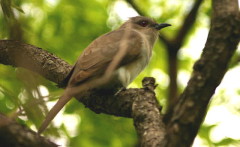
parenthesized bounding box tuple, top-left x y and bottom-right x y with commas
(38, 91, 72, 134)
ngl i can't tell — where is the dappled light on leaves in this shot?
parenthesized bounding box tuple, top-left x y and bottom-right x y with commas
(1, 0, 240, 146)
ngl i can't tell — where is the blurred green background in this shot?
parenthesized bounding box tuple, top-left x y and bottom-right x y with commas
(1, 0, 240, 146)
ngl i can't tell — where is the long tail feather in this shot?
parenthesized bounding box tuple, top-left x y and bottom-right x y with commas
(38, 91, 72, 134)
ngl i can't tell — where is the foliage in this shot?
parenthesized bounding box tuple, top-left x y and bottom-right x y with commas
(0, 0, 240, 146)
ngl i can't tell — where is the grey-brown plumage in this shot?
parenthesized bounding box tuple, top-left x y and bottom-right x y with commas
(38, 16, 170, 134)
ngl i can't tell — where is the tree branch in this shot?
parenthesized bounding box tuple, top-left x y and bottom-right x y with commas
(125, 0, 145, 16)
(1, 0, 239, 143)
(0, 40, 72, 85)
(0, 113, 57, 147)
(132, 77, 166, 146)
(0, 40, 150, 117)
(0, 40, 166, 146)
(165, 0, 204, 114)
(164, 0, 240, 146)
(173, 0, 204, 49)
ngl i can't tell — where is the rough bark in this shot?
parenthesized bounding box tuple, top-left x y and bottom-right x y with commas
(0, 114, 57, 147)
(0, 40, 167, 146)
(163, 0, 240, 146)
(0, 0, 240, 146)
(0, 40, 156, 117)
(132, 77, 166, 147)
(0, 40, 71, 84)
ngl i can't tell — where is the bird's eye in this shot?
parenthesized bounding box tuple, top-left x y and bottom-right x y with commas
(138, 20, 149, 27)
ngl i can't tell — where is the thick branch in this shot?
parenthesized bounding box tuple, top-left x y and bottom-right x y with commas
(0, 114, 57, 147)
(0, 40, 165, 145)
(164, 0, 240, 146)
(0, 40, 72, 84)
(0, 40, 127, 116)
(0, 40, 163, 117)
(132, 78, 166, 146)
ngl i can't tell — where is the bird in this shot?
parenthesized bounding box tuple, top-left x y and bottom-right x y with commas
(38, 16, 171, 134)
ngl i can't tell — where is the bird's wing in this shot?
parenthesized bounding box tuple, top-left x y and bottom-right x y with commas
(68, 29, 143, 86)
(38, 29, 143, 134)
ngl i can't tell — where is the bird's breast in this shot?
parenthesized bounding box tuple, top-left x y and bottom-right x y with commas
(115, 29, 154, 87)
(117, 48, 151, 87)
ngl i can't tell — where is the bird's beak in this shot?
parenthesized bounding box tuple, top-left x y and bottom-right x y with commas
(154, 23, 171, 30)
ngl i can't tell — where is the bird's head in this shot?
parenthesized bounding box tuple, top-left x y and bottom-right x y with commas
(120, 16, 171, 43)
(120, 16, 170, 32)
